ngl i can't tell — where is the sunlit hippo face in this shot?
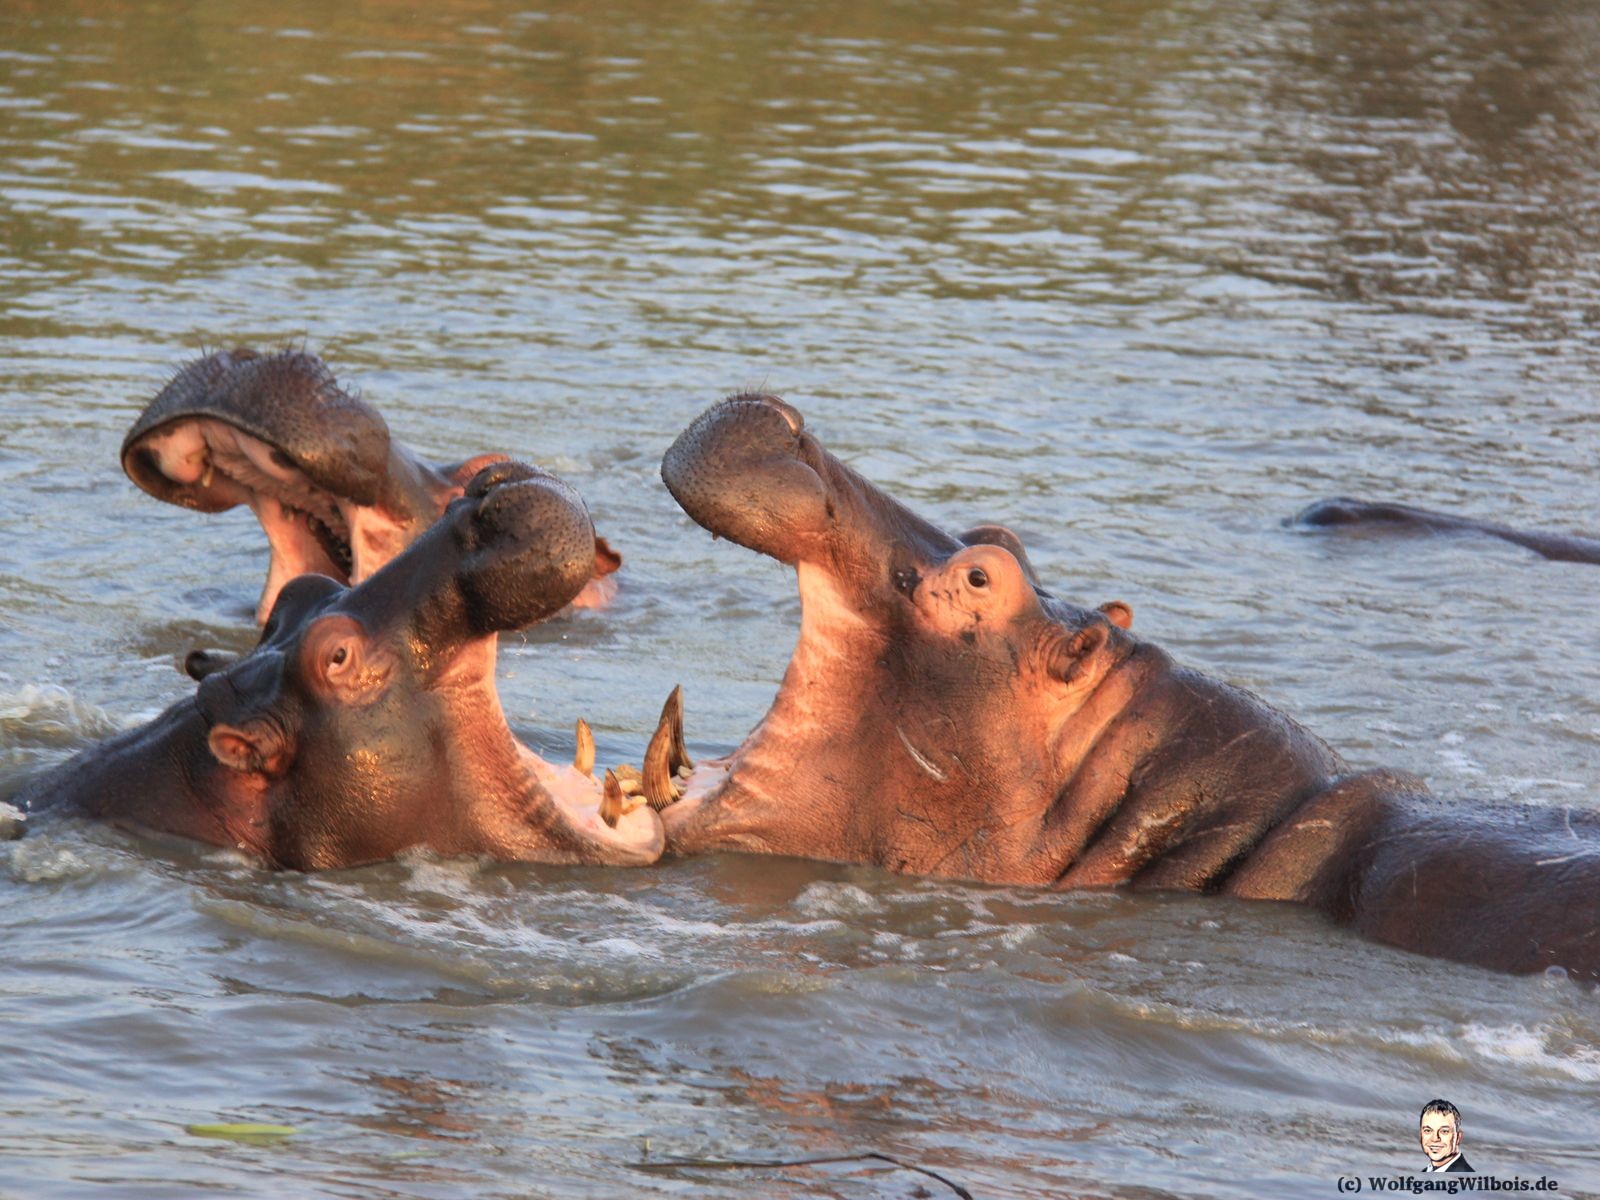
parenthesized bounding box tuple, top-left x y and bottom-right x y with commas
(653, 395, 1140, 882)
(91, 460, 661, 871)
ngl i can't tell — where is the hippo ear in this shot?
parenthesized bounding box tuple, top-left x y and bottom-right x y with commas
(593, 535, 622, 577)
(1098, 600, 1133, 630)
(184, 648, 241, 681)
(208, 721, 290, 776)
(1048, 623, 1109, 686)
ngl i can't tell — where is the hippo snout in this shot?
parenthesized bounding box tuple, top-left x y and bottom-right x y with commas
(661, 394, 834, 563)
(453, 462, 598, 633)
(662, 394, 806, 500)
(122, 348, 392, 510)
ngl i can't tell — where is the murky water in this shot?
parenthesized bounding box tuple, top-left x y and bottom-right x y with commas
(2, 0, 1598, 1195)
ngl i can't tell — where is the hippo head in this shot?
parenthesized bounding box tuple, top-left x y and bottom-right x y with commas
(121, 349, 620, 625)
(657, 395, 1140, 884)
(164, 460, 661, 869)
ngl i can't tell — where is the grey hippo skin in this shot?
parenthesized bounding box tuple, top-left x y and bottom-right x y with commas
(15, 462, 662, 870)
(122, 348, 621, 626)
(658, 395, 1599, 980)
(1292, 497, 1600, 564)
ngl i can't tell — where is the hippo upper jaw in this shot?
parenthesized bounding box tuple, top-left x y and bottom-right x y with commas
(661, 393, 962, 599)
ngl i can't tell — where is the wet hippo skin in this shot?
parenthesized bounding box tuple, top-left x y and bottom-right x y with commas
(656, 395, 1600, 980)
(16, 462, 661, 870)
(1292, 497, 1600, 564)
(122, 347, 620, 625)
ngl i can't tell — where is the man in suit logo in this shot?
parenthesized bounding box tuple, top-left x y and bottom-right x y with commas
(1419, 1099, 1473, 1173)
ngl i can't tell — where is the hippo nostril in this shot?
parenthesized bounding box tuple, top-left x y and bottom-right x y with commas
(966, 567, 989, 589)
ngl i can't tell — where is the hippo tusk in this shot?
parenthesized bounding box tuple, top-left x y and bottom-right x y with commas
(600, 769, 624, 828)
(658, 684, 694, 774)
(574, 717, 595, 777)
(199, 460, 215, 489)
(642, 706, 684, 810)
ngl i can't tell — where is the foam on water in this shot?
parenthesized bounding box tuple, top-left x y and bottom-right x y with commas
(2, 833, 99, 883)
(0, 683, 127, 749)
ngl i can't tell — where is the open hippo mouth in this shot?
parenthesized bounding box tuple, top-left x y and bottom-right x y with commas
(170, 458, 661, 869)
(651, 394, 1141, 880)
(645, 398, 1600, 981)
(122, 349, 438, 622)
(121, 348, 618, 626)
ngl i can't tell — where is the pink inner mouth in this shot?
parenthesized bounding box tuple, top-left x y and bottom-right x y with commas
(133, 417, 418, 622)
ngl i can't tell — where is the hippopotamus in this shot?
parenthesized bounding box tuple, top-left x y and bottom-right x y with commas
(14, 461, 662, 870)
(655, 395, 1600, 979)
(1292, 497, 1600, 564)
(121, 348, 621, 626)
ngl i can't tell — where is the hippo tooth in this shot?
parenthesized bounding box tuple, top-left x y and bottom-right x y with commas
(200, 460, 215, 489)
(657, 684, 695, 774)
(574, 718, 595, 777)
(642, 715, 684, 810)
(599, 770, 624, 829)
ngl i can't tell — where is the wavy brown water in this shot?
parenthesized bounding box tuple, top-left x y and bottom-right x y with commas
(2, 0, 1598, 1196)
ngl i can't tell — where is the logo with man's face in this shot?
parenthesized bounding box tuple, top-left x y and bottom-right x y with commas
(1418, 1100, 1472, 1173)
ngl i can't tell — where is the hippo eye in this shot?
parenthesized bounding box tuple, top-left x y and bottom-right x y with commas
(302, 615, 386, 700)
(966, 567, 989, 589)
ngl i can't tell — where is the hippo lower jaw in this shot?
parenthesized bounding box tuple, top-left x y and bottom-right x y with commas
(658, 761, 748, 848)
(655, 563, 904, 862)
(520, 766, 664, 866)
(515, 746, 664, 866)
(403, 635, 665, 869)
